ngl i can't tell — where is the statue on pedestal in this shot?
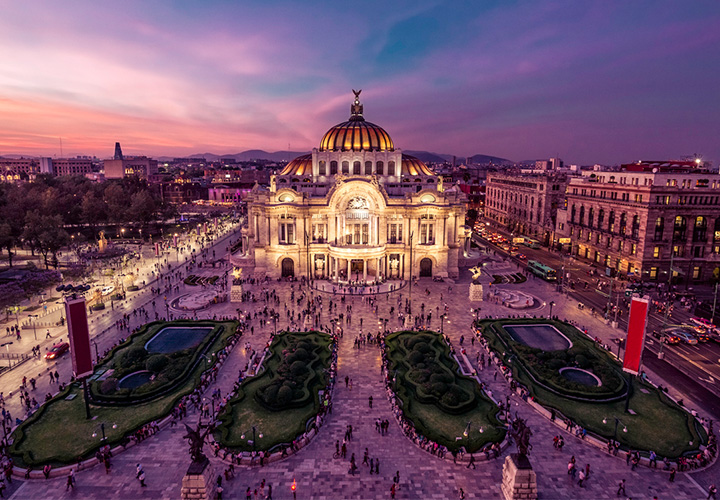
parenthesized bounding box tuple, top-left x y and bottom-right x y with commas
(510, 417, 533, 459)
(183, 422, 212, 464)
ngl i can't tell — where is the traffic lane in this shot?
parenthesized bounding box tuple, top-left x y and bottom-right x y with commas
(642, 349, 720, 418)
(669, 342, 720, 379)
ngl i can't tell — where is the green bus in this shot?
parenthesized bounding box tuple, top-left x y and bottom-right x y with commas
(527, 260, 557, 281)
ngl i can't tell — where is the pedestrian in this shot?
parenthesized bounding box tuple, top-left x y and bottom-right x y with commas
(66, 470, 75, 491)
(369, 396, 373, 408)
(393, 470, 400, 486)
(669, 467, 676, 482)
(345, 375, 349, 388)
(567, 458, 576, 479)
(375, 458, 380, 475)
(390, 483, 396, 499)
(459, 487, 465, 499)
(617, 479, 626, 497)
(708, 484, 717, 499)
(578, 469, 586, 488)
(467, 454, 476, 469)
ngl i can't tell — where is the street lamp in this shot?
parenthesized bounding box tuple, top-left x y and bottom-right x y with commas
(92, 422, 118, 442)
(28, 314, 38, 340)
(463, 421, 472, 438)
(602, 417, 628, 442)
(240, 426, 263, 451)
(549, 301, 555, 319)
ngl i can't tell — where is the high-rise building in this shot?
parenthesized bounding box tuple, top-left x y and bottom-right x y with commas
(243, 91, 468, 280)
(114, 142, 124, 160)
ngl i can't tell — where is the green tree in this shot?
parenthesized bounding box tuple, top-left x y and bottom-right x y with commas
(129, 190, 156, 226)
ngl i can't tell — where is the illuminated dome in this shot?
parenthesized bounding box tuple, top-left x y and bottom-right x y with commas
(401, 154, 435, 176)
(319, 90, 394, 152)
(279, 154, 312, 176)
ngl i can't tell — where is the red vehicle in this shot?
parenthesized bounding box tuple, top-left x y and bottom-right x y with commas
(45, 342, 69, 360)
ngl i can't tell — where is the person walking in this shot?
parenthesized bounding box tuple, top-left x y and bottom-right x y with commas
(369, 396, 373, 408)
(669, 467, 676, 482)
(66, 470, 75, 491)
(467, 454, 476, 469)
(578, 468, 586, 488)
(617, 479, 626, 497)
(707, 484, 717, 499)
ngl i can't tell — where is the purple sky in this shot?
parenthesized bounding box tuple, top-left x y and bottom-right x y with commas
(2, 1, 719, 165)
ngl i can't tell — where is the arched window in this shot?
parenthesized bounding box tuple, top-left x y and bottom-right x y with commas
(694, 216, 707, 242)
(388, 161, 395, 176)
(653, 217, 663, 240)
(330, 161, 338, 175)
(588, 207, 594, 228)
(571, 205, 576, 223)
(353, 161, 361, 175)
(579, 206, 585, 226)
(608, 210, 615, 232)
(342, 161, 349, 174)
(674, 216, 686, 241)
(376, 161, 384, 175)
(318, 161, 326, 176)
(365, 161, 372, 175)
(631, 215, 640, 238)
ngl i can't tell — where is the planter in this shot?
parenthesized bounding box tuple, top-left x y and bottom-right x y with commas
(91, 303, 105, 311)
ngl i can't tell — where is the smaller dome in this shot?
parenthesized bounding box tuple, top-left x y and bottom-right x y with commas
(279, 154, 312, 176)
(401, 154, 435, 176)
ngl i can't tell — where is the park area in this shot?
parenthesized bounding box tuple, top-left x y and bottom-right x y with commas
(479, 318, 707, 458)
(215, 331, 333, 452)
(8, 319, 238, 467)
(385, 331, 505, 453)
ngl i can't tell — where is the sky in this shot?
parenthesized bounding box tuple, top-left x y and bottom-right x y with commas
(1, 0, 720, 165)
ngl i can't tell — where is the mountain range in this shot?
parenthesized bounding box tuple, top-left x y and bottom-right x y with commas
(159, 150, 514, 165)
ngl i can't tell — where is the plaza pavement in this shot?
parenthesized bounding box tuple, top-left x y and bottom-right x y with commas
(6, 260, 716, 499)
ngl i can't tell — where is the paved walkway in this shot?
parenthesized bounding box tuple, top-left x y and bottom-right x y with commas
(7, 272, 715, 499)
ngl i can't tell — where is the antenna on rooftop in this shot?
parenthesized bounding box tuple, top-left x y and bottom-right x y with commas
(60, 137, 63, 158)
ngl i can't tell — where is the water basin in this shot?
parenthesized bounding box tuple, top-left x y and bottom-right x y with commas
(145, 326, 213, 354)
(559, 367, 602, 387)
(504, 324, 572, 351)
(117, 370, 153, 389)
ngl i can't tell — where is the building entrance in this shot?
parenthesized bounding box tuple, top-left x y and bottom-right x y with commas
(420, 258, 433, 277)
(281, 258, 294, 277)
(351, 259, 364, 280)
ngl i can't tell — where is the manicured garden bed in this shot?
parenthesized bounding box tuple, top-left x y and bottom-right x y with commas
(385, 331, 505, 452)
(215, 331, 333, 452)
(479, 318, 707, 458)
(89, 320, 232, 404)
(9, 320, 238, 467)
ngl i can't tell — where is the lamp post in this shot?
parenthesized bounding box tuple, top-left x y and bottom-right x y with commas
(712, 281, 719, 325)
(408, 231, 414, 317)
(92, 422, 118, 443)
(463, 421, 472, 438)
(440, 314, 445, 334)
(28, 314, 38, 340)
(602, 417, 627, 442)
(549, 301, 555, 319)
(240, 426, 263, 451)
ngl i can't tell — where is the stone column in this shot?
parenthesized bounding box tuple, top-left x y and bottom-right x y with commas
(346, 259, 351, 282)
(363, 259, 367, 281)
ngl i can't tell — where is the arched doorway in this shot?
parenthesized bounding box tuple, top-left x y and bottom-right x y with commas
(419, 258, 432, 277)
(281, 258, 294, 277)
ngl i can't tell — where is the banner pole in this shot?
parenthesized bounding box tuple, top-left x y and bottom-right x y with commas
(83, 378, 92, 419)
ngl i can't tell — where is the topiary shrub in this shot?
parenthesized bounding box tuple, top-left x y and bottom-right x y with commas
(146, 354, 170, 374)
(277, 385, 293, 406)
(120, 346, 147, 369)
(574, 354, 590, 369)
(293, 348, 309, 360)
(290, 360, 307, 377)
(100, 377, 118, 395)
(546, 358, 566, 371)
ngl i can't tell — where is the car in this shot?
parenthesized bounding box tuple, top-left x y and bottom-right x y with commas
(516, 254, 527, 261)
(694, 331, 710, 343)
(101, 285, 115, 296)
(45, 342, 69, 360)
(672, 330, 699, 345)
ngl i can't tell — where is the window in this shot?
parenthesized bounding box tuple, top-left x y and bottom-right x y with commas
(693, 266, 701, 280)
(649, 267, 658, 279)
(631, 215, 640, 239)
(654, 217, 664, 241)
(693, 216, 707, 242)
(579, 206, 585, 226)
(598, 209, 604, 228)
(630, 243, 637, 255)
(376, 161, 384, 175)
(353, 161, 361, 175)
(279, 215, 295, 244)
(673, 216, 686, 241)
(387, 223, 403, 243)
(588, 207, 594, 228)
(311, 223, 327, 243)
(653, 246, 660, 258)
(619, 213, 627, 236)
(608, 211, 615, 233)
(387, 161, 395, 176)
(365, 161, 372, 175)
(342, 161, 349, 174)
(330, 161, 338, 175)
(420, 214, 435, 244)
(318, 161, 326, 176)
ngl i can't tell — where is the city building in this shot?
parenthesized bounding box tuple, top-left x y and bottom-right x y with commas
(484, 170, 569, 245)
(104, 155, 158, 179)
(555, 160, 720, 283)
(0, 157, 40, 181)
(51, 158, 93, 176)
(243, 91, 468, 281)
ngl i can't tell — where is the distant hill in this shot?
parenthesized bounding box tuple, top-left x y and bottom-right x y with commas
(466, 154, 513, 165)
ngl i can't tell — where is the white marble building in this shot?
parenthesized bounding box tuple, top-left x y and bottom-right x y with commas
(243, 91, 467, 282)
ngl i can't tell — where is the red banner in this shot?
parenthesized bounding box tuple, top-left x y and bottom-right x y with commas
(65, 296, 94, 379)
(623, 296, 649, 375)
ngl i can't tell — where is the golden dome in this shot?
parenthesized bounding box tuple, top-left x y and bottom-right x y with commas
(279, 153, 312, 176)
(401, 154, 434, 176)
(319, 90, 394, 152)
